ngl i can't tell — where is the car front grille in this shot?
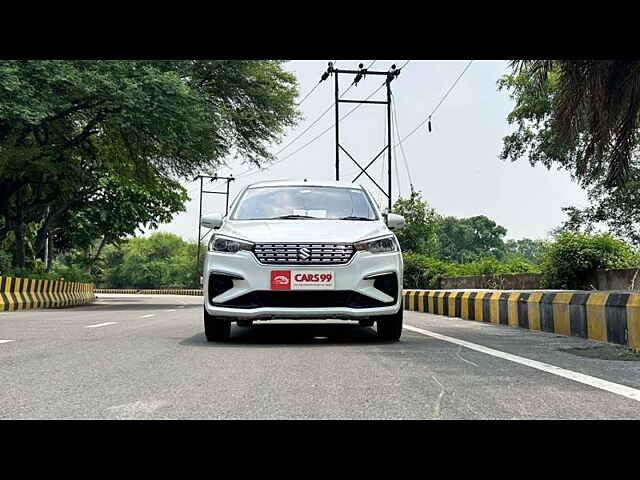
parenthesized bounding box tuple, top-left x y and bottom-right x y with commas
(253, 243, 355, 265)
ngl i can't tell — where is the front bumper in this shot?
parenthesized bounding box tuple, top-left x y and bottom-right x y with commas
(203, 249, 403, 321)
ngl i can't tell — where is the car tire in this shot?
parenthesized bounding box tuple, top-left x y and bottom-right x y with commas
(204, 308, 231, 342)
(237, 320, 253, 328)
(358, 319, 374, 327)
(376, 307, 403, 341)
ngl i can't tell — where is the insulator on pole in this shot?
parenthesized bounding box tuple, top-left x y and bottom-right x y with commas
(428, 117, 432, 133)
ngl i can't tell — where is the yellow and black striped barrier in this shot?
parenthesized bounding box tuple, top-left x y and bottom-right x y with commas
(0, 276, 95, 311)
(403, 289, 640, 352)
(95, 289, 203, 295)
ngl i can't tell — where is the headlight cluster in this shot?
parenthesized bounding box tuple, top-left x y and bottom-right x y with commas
(209, 234, 254, 253)
(354, 235, 398, 254)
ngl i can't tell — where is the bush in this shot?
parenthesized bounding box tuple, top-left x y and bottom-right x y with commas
(402, 253, 540, 289)
(0, 250, 12, 275)
(402, 253, 449, 289)
(540, 232, 636, 289)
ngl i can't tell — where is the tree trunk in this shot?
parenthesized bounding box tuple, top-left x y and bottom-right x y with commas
(14, 190, 25, 269)
(46, 234, 53, 272)
(86, 235, 108, 272)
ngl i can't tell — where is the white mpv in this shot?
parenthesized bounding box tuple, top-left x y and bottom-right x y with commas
(200, 180, 405, 341)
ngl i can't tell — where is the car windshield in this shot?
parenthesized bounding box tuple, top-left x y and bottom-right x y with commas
(232, 186, 378, 220)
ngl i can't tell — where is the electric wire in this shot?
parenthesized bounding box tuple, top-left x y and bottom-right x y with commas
(236, 79, 388, 179)
(233, 60, 380, 179)
(394, 60, 473, 148)
(296, 81, 321, 106)
(391, 92, 414, 193)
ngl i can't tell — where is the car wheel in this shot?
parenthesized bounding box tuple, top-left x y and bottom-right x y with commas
(237, 320, 253, 327)
(204, 307, 231, 341)
(376, 307, 403, 341)
(358, 319, 374, 327)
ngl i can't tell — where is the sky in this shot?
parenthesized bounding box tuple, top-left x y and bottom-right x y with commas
(152, 60, 589, 243)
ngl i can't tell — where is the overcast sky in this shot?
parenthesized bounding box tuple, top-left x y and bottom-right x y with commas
(152, 60, 588, 242)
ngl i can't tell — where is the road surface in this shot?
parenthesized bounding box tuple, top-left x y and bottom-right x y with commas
(1, 294, 639, 419)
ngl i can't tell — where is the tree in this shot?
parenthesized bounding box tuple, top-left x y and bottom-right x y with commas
(391, 191, 440, 255)
(505, 60, 640, 188)
(437, 215, 507, 263)
(99, 233, 204, 289)
(504, 238, 548, 264)
(0, 60, 299, 269)
(499, 61, 640, 247)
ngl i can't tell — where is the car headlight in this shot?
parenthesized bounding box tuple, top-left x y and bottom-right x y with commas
(354, 235, 398, 254)
(209, 234, 254, 253)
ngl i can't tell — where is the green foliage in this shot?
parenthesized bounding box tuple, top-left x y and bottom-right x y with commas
(437, 215, 507, 263)
(498, 62, 640, 249)
(402, 253, 449, 289)
(0, 249, 11, 274)
(0, 60, 299, 270)
(540, 232, 636, 289)
(99, 232, 203, 289)
(504, 238, 548, 264)
(500, 60, 640, 188)
(402, 253, 540, 289)
(391, 191, 440, 255)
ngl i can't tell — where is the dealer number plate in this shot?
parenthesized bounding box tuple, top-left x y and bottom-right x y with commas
(270, 270, 335, 290)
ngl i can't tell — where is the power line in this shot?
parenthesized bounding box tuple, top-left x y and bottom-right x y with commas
(391, 92, 414, 193)
(235, 61, 378, 178)
(394, 60, 473, 148)
(236, 79, 388, 179)
(296, 81, 321, 106)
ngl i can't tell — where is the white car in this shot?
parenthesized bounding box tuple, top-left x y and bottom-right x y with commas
(200, 180, 405, 341)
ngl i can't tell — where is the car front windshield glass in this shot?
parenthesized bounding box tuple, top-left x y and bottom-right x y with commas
(232, 186, 378, 220)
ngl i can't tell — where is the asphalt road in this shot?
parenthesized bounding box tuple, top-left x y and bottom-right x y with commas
(1, 294, 639, 419)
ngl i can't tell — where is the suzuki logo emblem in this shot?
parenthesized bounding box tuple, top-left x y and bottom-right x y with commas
(298, 247, 311, 261)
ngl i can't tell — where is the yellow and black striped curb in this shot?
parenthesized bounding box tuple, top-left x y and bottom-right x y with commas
(403, 289, 640, 352)
(0, 276, 95, 311)
(95, 289, 203, 295)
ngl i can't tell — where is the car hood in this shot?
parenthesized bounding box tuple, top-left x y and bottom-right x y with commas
(220, 219, 391, 244)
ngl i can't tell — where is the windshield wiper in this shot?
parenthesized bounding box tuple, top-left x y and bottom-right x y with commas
(271, 214, 317, 220)
(339, 216, 373, 221)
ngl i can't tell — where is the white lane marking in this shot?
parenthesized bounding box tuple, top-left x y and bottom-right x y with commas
(167, 309, 176, 312)
(85, 322, 118, 329)
(403, 324, 640, 403)
(140, 314, 155, 318)
(431, 375, 446, 419)
(106, 400, 168, 419)
(0, 339, 15, 344)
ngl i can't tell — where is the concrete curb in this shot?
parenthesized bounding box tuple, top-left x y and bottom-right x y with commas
(403, 289, 640, 352)
(0, 276, 95, 311)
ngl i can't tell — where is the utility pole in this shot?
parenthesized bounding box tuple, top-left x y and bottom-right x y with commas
(324, 62, 402, 211)
(194, 174, 235, 286)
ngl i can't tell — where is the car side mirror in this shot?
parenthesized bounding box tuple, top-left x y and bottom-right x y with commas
(201, 213, 224, 229)
(386, 213, 405, 230)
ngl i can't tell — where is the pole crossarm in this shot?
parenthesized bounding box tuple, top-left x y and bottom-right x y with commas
(338, 99, 387, 105)
(326, 62, 401, 210)
(194, 173, 236, 283)
(332, 68, 389, 76)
